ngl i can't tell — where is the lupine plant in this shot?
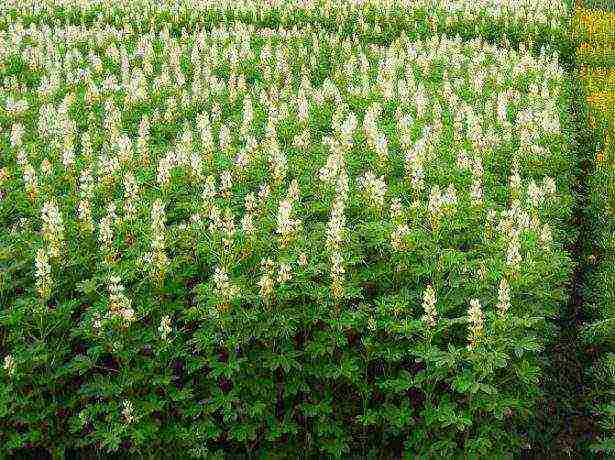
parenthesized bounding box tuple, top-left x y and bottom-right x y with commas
(0, 0, 583, 457)
(1, 0, 574, 63)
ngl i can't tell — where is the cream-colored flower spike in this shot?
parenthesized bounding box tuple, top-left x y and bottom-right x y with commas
(467, 299, 485, 349)
(497, 279, 511, 316)
(421, 285, 438, 328)
(41, 200, 65, 260)
(108, 275, 135, 326)
(149, 199, 169, 279)
(3, 355, 15, 377)
(35, 248, 52, 300)
(159, 316, 172, 341)
(358, 171, 387, 210)
(122, 400, 136, 424)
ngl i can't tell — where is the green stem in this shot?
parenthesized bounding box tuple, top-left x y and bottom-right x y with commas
(50, 446, 65, 460)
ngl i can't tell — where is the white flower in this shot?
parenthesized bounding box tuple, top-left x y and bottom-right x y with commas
(421, 285, 438, 328)
(540, 223, 552, 246)
(219, 124, 232, 152)
(527, 180, 543, 208)
(35, 248, 52, 299)
(108, 275, 135, 327)
(159, 316, 172, 341)
(40, 159, 52, 176)
(375, 133, 388, 164)
(276, 198, 300, 247)
(241, 213, 255, 235)
(358, 171, 387, 209)
(391, 224, 410, 251)
(497, 279, 511, 316)
(298, 253, 308, 267)
(41, 201, 65, 260)
(297, 91, 309, 124)
(277, 263, 292, 283)
(213, 266, 239, 303)
(506, 232, 522, 267)
(3, 355, 15, 377)
(509, 164, 522, 192)
(470, 178, 483, 204)
(543, 177, 557, 197)
(23, 163, 37, 198)
(220, 170, 232, 197)
(457, 149, 472, 170)
(390, 198, 404, 220)
(467, 299, 484, 349)
(10, 123, 25, 148)
(203, 175, 217, 202)
(157, 154, 174, 186)
(122, 400, 136, 424)
(258, 270, 275, 299)
(99, 216, 114, 249)
(148, 199, 168, 276)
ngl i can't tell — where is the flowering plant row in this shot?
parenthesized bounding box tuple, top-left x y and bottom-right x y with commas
(0, 18, 577, 456)
(1, 0, 573, 63)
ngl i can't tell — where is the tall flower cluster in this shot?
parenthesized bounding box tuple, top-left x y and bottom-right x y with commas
(326, 172, 349, 300)
(318, 137, 346, 184)
(212, 266, 239, 311)
(363, 103, 389, 166)
(421, 284, 438, 329)
(276, 184, 301, 248)
(390, 223, 411, 251)
(40, 201, 65, 260)
(497, 278, 511, 316)
(268, 137, 287, 185)
(148, 199, 168, 280)
(319, 112, 356, 183)
(467, 299, 485, 349)
(122, 173, 139, 221)
(77, 168, 95, 232)
(34, 248, 52, 300)
(22, 163, 38, 203)
(404, 139, 425, 196)
(506, 230, 522, 270)
(427, 185, 457, 229)
(159, 315, 172, 341)
(358, 171, 387, 210)
(258, 258, 294, 302)
(3, 354, 15, 377)
(258, 258, 276, 300)
(108, 275, 135, 327)
(122, 400, 136, 424)
(137, 116, 150, 165)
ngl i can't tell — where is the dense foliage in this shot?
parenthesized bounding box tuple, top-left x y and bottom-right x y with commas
(573, 8, 615, 67)
(574, 3, 615, 451)
(1, 0, 609, 457)
(1, 0, 575, 64)
(582, 72, 615, 455)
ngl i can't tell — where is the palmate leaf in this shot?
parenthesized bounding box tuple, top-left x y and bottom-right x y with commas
(514, 360, 541, 386)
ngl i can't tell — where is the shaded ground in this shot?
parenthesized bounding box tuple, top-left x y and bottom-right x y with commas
(532, 2, 614, 455)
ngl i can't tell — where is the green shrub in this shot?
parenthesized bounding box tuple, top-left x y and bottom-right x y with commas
(583, 96, 615, 456)
(0, 14, 577, 457)
(1, 0, 575, 65)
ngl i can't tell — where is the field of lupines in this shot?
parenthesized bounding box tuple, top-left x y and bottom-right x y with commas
(0, 0, 612, 457)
